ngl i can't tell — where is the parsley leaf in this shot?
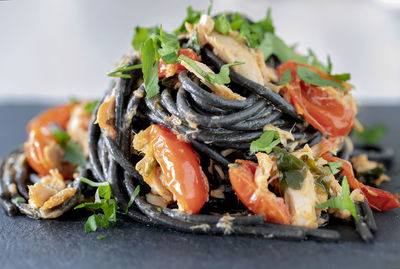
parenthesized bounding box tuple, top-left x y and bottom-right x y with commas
(84, 100, 99, 114)
(158, 25, 180, 64)
(178, 54, 243, 84)
(316, 176, 358, 221)
(214, 13, 231, 35)
(97, 235, 107, 240)
(277, 69, 291, 85)
(63, 141, 87, 168)
(207, 0, 213, 15)
(141, 38, 160, 98)
(125, 185, 140, 214)
(132, 26, 160, 51)
(327, 161, 343, 175)
(331, 73, 351, 82)
(12, 196, 26, 204)
(250, 130, 281, 154)
(76, 179, 119, 233)
(174, 6, 202, 34)
(353, 124, 388, 144)
(51, 125, 71, 147)
(297, 66, 344, 89)
(273, 147, 308, 192)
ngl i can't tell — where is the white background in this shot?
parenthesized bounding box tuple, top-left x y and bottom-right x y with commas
(1, 0, 400, 105)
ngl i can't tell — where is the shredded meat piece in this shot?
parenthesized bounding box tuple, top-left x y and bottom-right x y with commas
(96, 88, 117, 139)
(28, 182, 57, 210)
(41, 188, 76, 210)
(67, 103, 91, 157)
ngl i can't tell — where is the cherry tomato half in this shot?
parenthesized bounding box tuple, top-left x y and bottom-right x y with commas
(158, 48, 200, 78)
(24, 104, 76, 178)
(145, 125, 209, 214)
(229, 159, 291, 224)
(322, 153, 400, 211)
(277, 61, 355, 137)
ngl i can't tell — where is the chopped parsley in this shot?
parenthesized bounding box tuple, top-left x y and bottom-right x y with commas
(353, 124, 388, 144)
(327, 161, 343, 175)
(316, 176, 358, 221)
(125, 185, 140, 214)
(214, 13, 231, 35)
(51, 125, 87, 168)
(273, 147, 308, 192)
(75, 178, 118, 233)
(178, 54, 243, 84)
(107, 63, 142, 79)
(250, 130, 280, 154)
(84, 100, 99, 114)
(277, 69, 291, 85)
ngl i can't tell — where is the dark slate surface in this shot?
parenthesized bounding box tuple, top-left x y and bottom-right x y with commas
(1, 104, 400, 269)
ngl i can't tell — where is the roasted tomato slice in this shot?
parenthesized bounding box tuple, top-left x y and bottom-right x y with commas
(24, 104, 77, 178)
(229, 159, 291, 224)
(158, 48, 200, 78)
(145, 125, 209, 214)
(322, 153, 400, 211)
(277, 61, 356, 137)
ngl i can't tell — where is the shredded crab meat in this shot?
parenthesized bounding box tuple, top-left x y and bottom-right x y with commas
(193, 15, 278, 87)
(263, 124, 294, 147)
(132, 130, 174, 204)
(28, 169, 76, 210)
(96, 88, 117, 139)
(66, 103, 91, 157)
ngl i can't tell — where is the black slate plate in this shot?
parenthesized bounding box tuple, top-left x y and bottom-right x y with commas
(1, 104, 400, 269)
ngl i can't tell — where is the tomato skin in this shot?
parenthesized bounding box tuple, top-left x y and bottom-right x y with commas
(277, 61, 355, 137)
(146, 125, 208, 214)
(24, 104, 76, 178)
(229, 159, 291, 224)
(322, 153, 400, 211)
(158, 48, 200, 78)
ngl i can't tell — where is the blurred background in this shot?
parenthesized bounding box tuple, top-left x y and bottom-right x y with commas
(0, 0, 399, 105)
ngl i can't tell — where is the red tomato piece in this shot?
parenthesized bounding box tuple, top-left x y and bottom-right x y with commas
(158, 48, 200, 78)
(277, 61, 355, 137)
(145, 125, 209, 214)
(229, 159, 291, 224)
(322, 153, 400, 211)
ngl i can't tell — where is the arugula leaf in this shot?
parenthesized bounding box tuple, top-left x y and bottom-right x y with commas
(273, 147, 308, 192)
(316, 176, 358, 221)
(178, 54, 243, 84)
(141, 38, 160, 98)
(125, 185, 140, 214)
(327, 161, 343, 175)
(250, 130, 280, 154)
(353, 124, 388, 144)
(297, 66, 344, 89)
(158, 25, 180, 64)
(84, 100, 99, 114)
(63, 141, 87, 168)
(214, 13, 231, 35)
(51, 125, 70, 147)
(85, 214, 109, 233)
(277, 69, 291, 85)
(174, 6, 202, 34)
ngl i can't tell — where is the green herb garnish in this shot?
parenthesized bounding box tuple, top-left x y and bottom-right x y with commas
(107, 63, 142, 78)
(132, 26, 160, 51)
(125, 185, 140, 214)
(316, 176, 358, 221)
(174, 6, 202, 34)
(304, 156, 331, 195)
(214, 13, 231, 35)
(51, 125, 87, 167)
(75, 178, 118, 233)
(250, 130, 280, 154)
(141, 38, 160, 98)
(97, 235, 107, 240)
(12, 196, 26, 204)
(327, 161, 343, 175)
(353, 124, 388, 144)
(84, 100, 99, 114)
(178, 54, 243, 85)
(273, 147, 308, 192)
(158, 25, 180, 64)
(277, 69, 291, 85)
(297, 66, 344, 89)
